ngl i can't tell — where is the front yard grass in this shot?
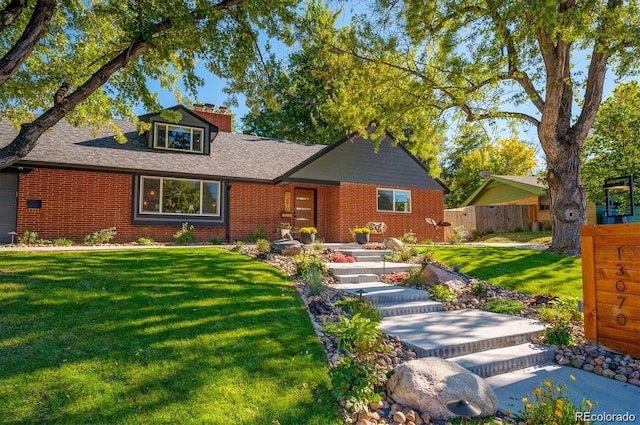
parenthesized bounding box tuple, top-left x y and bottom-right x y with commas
(472, 230, 552, 244)
(429, 246, 583, 299)
(0, 248, 341, 425)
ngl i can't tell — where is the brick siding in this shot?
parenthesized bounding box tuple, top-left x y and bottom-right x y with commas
(17, 169, 444, 244)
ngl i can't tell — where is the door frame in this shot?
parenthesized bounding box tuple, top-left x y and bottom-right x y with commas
(293, 187, 317, 230)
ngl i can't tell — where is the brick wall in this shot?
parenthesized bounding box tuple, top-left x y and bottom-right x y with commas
(17, 169, 226, 243)
(17, 169, 445, 244)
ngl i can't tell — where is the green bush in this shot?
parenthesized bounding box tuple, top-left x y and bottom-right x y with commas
(400, 231, 417, 244)
(19, 230, 39, 245)
(325, 314, 383, 358)
(550, 297, 582, 321)
(484, 299, 525, 314)
(335, 298, 383, 323)
(330, 357, 385, 413)
(304, 266, 324, 296)
(538, 307, 572, 323)
(256, 238, 271, 254)
(404, 267, 424, 287)
(137, 237, 155, 246)
(429, 284, 456, 302)
(173, 223, 195, 244)
(294, 254, 328, 277)
(209, 237, 223, 245)
(544, 319, 575, 345)
(84, 227, 117, 245)
(230, 241, 244, 252)
(470, 282, 486, 298)
(246, 222, 268, 242)
(52, 238, 74, 247)
(449, 226, 469, 244)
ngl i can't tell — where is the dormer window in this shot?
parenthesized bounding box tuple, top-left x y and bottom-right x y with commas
(154, 123, 204, 153)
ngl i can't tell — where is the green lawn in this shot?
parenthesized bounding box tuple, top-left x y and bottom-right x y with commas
(429, 246, 583, 299)
(474, 231, 552, 244)
(0, 248, 341, 425)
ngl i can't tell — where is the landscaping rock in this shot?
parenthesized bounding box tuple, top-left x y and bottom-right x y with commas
(386, 357, 498, 419)
(384, 237, 405, 252)
(270, 239, 303, 255)
(420, 263, 468, 291)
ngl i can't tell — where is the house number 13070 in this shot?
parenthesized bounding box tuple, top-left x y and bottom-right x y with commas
(615, 247, 627, 326)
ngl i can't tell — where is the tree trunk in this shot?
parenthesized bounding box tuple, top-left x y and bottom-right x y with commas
(545, 134, 586, 256)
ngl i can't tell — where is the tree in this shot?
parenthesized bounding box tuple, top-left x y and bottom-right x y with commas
(242, 4, 346, 145)
(0, 0, 298, 169)
(582, 81, 640, 206)
(442, 130, 539, 208)
(317, 0, 639, 255)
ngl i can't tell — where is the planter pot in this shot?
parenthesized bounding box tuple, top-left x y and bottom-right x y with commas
(355, 233, 370, 244)
(300, 233, 316, 244)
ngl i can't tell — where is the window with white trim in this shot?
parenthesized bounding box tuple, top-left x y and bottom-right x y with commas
(140, 176, 219, 216)
(154, 123, 204, 153)
(377, 188, 411, 213)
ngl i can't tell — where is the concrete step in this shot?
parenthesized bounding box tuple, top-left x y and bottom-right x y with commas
(334, 274, 380, 284)
(337, 248, 392, 257)
(448, 343, 555, 378)
(328, 261, 420, 276)
(332, 282, 433, 304)
(379, 309, 546, 359)
(377, 300, 444, 317)
(353, 254, 387, 262)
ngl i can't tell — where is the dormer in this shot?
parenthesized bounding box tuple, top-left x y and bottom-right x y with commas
(138, 104, 231, 155)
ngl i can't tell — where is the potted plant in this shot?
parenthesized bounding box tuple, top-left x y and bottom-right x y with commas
(352, 227, 371, 244)
(300, 227, 317, 244)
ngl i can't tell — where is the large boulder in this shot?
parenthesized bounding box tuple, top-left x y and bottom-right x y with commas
(421, 263, 468, 291)
(386, 357, 498, 419)
(270, 239, 303, 255)
(384, 237, 405, 252)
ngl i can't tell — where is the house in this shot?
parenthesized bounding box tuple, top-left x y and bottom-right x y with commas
(459, 175, 551, 223)
(0, 105, 447, 244)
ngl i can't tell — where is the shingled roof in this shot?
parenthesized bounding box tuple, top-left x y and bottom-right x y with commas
(0, 117, 326, 182)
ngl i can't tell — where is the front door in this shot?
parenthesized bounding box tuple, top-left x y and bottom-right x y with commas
(0, 173, 18, 243)
(294, 188, 315, 230)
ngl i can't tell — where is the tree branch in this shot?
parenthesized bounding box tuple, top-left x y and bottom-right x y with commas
(0, 0, 57, 86)
(0, 0, 26, 33)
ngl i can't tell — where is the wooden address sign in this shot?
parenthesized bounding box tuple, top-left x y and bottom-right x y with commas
(581, 223, 640, 358)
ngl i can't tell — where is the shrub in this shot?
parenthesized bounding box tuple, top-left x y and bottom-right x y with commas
(428, 284, 456, 302)
(173, 223, 195, 245)
(330, 357, 386, 413)
(19, 230, 39, 245)
(448, 226, 469, 244)
(470, 282, 486, 298)
(549, 297, 582, 321)
(311, 239, 324, 251)
(52, 238, 74, 247)
(515, 226, 524, 232)
(336, 298, 383, 323)
(256, 238, 271, 254)
(484, 299, 525, 314)
(209, 237, 223, 245)
(400, 231, 417, 244)
(513, 378, 593, 425)
(544, 316, 575, 345)
(137, 237, 155, 246)
(230, 241, 244, 252)
(294, 254, 328, 277)
(325, 314, 382, 358)
(304, 266, 324, 296)
(404, 267, 424, 287)
(84, 227, 117, 245)
(246, 222, 267, 242)
(332, 252, 356, 263)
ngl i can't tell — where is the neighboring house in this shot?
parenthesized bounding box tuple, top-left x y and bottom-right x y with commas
(0, 104, 447, 244)
(459, 175, 551, 223)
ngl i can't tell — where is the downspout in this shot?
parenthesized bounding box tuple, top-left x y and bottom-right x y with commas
(225, 180, 232, 242)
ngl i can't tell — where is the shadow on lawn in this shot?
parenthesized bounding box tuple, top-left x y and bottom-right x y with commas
(0, 249, 338, 425)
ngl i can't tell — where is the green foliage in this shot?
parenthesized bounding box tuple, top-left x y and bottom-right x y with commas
(428, 284, 456, 302)
(470, 282, 486, 298)
(544, 318, 575, 346)
(325, 314, 382, 359)
(335, 298, 383, 323)
(400, 231, 417, 244)
(514, 226, 524, 233)
(83, 227, 117, 245)
(442, 133, 540, 208)
(484, 300, 525, 314)
(137, 237, 155, 246)
(514, 378, 594, 425)
(304, 266, 324, 296)
(294, 253, 328, 277)
(404, 267, 424, 287)
(255, 238, 271, 254)
(209, 237, 223, 245)
(231, 241, 245, 252)
(19, 230, 39, 245)
(329, 357, 385, 413)
(582, 81, 640, 205)
(246, 222, 267, 242)
(173, 223, 195, 245)
(448, 226, 469, 244)
(52, 238, 74, 247)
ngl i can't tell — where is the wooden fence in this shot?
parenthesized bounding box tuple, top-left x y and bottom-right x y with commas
(444, 205, 531, 240)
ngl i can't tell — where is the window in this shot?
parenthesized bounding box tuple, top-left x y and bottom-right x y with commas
(140, 176, 219, 216)
(377, 188, 411, 213)
(154, 123, 204, 153)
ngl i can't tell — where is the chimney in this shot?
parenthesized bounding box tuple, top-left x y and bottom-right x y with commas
(191, 103, 232, 132)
